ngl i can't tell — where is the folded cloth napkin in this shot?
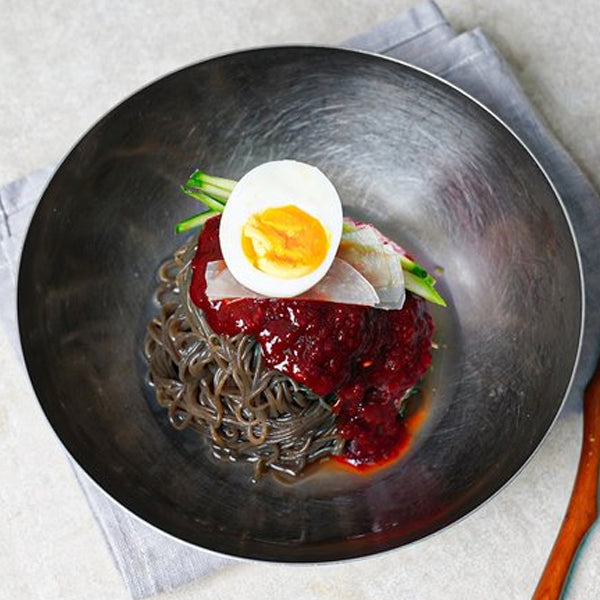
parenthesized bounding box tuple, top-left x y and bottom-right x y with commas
(2, 1, 600, 598)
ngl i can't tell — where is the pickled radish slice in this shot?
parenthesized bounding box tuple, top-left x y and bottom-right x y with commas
(205, 258, 379, 306)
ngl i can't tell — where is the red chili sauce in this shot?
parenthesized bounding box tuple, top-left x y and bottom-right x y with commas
(190, 216, 434, 470)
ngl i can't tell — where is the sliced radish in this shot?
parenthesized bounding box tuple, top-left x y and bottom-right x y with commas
(205, 258, 379, 307)
(338, 222, 405, 309)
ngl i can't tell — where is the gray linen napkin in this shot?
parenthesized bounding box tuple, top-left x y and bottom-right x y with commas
(3, 1, 600, 597)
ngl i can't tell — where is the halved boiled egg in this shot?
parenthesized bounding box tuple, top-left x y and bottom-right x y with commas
(219, 160, 343, 298)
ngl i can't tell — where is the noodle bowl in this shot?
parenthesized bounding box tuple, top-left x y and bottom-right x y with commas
(144, 237, 343, 480)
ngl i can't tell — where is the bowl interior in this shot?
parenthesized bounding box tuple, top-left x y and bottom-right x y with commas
(18, 46, 582, 561)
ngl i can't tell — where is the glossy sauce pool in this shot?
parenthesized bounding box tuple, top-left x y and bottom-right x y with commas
(190, 216, 434, 470)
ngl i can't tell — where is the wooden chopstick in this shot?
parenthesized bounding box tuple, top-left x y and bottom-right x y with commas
(532, 354, 600, 600)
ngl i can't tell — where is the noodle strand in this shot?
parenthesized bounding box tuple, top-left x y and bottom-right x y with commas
(144, 236, 341, 478)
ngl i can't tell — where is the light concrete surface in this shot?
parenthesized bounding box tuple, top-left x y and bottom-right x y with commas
(1, 1, 598, 599)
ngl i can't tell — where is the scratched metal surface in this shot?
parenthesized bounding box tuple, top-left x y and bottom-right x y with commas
(17, 46, 582, 561)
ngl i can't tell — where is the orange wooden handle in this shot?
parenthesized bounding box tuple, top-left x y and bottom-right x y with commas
(532, 358, 600, 600)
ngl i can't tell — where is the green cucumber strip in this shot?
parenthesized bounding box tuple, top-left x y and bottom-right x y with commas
(191, 182, 231, 202)
(186, 170, 237, 193)
(399, 255, 435, 284)
(404, 271, 447, 307)
(181, 186, 225, 212)
(174, 210, 220, 234)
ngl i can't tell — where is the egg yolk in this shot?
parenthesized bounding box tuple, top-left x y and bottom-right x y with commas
(241, 205, 329, 279)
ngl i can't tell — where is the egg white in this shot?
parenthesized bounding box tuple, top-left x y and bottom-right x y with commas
(219, 160, 343, 298)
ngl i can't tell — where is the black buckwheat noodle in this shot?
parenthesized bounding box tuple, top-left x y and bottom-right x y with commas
(144, 235, 344, 480)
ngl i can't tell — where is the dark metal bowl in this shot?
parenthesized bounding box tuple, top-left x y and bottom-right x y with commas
(18, 46, 583, 562)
